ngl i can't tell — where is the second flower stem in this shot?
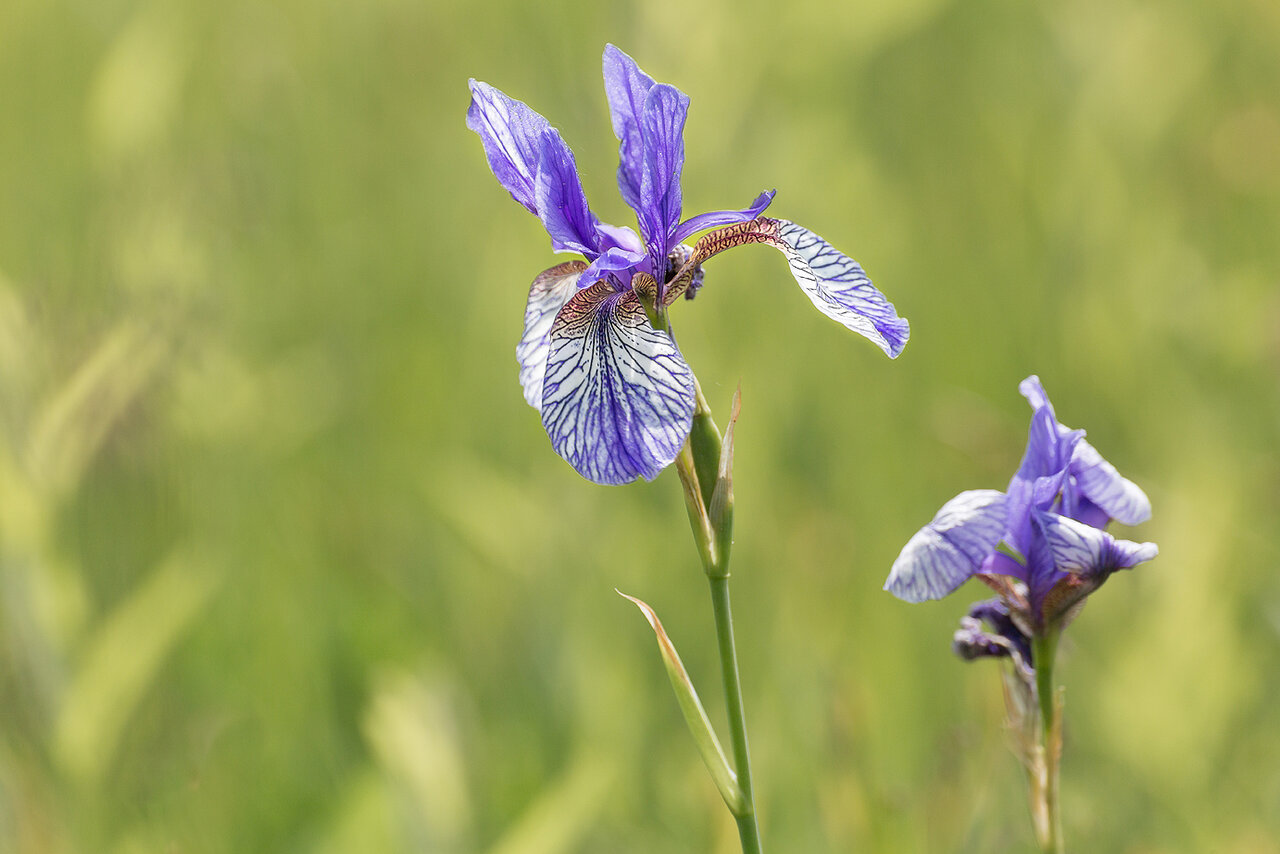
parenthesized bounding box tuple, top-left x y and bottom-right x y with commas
(709, 574, 762, 854)
(1031, 631, 1064, 854)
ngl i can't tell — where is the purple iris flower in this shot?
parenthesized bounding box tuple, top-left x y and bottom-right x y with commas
(468, 45, 909, 485)
(884, 376, 1157, 633)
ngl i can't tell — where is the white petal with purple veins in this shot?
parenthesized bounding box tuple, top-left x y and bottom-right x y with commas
(1037, 511, 1158, 577)
(885, 490, 1008, 603)
(540, 283, 696, 485)
(772, 220, 910, 358)
(517, 262, 588, 410)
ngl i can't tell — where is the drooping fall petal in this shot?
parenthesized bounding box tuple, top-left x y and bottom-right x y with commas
(540, 283, 696, 484)
(885, 490, 1009, 602)
(517, 262, 588, 409)
(1036, 511, 1159, 579)
(665, 218, 909, 357)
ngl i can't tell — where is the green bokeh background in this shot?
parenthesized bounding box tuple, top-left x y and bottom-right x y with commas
(3, 0, 1279, 851)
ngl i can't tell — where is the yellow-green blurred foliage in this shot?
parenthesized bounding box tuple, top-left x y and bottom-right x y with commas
(2, 0, 1278, 851)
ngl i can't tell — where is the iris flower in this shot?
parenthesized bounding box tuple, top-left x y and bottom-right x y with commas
(467, 45, 908, 485)
(884, 376, 1157, 637)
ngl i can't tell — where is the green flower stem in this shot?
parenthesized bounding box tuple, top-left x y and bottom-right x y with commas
(709, 573, 762, 854)
(671, 378, 762, 854)
(1031, 630, 1064, 854)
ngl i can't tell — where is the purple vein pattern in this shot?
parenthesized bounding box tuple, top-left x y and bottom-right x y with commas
(885, 376, 1157, 625)
(540, 283, 695, 485)
(774, 221, 911, 358)
(468, 45, 909, 484)
(517, 262, 588, 409)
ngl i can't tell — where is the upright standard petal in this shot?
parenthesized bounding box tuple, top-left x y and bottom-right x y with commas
(1018, 375, 1054, 414)
(1070, 439, 1152, 526)
(1014, 404, 1080, 485)
(517, 261, 588, 409)
(534, 129, 603, 256)
(637, 83, 689, 264)
(885, 490, 1008, 603)
(602, 45, 656, 214)
(466, 80, 552, 214)
(540, 282, 696, 484)
(1019, 375, 1151, 526)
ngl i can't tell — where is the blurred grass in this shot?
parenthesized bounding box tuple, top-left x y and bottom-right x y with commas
(1, 0, 1279, 851)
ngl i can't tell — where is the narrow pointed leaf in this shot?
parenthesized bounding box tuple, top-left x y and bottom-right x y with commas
(618, 591, 744, 813)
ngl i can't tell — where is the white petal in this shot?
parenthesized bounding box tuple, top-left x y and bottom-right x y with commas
(516, 261, 587, 409)
(540, 283, 695, 485)
(1038, 511, 1158, 576)
(885, 490, 1008, 603)
(772, 220, 910, 358)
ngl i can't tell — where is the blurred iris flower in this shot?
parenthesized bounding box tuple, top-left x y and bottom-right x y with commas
(467, 45, 908, 485)
(885, 376, 1157, 661)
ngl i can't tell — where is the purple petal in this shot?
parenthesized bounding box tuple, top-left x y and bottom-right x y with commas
(595, 222, 645, 255)
(885, 490, 1008, 602)
(1015, 407, 1078, 484)
(602, 45, 656, 216)
(1018, 375, 1053, 414)
(540, 282, 696, 485)
(534, 129, 603, 256)
(1068, 496, 1111, 530)
(670, 191, 777, 245)
(953, 605, 1034, 682)
(1070, 438, 1152, 526)
(770, 220, 910, 358)
(1019, 375, 1150, 526)
(1025, 522, 1068, 611)
(1036, 511, 1159, 579)
(578, 245, 648, 292)
(953, 615, 1013, 661)
(466, 80, 552, 214)
(517, 262, 587, 409)
(981, 476, 1033, 584)
(637, 83, 689, 259)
